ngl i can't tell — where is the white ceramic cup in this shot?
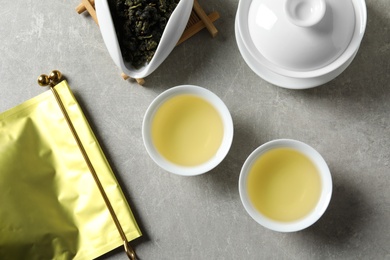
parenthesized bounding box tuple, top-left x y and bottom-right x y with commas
(142, 85, 234, 176)
(239, 139, 332, 232)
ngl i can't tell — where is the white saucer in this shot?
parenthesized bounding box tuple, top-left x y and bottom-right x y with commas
(234, 10, 358, 89)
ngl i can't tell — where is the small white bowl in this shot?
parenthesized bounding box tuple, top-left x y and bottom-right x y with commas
(142, 85, 234, 176)
(239, 139, 332, 232)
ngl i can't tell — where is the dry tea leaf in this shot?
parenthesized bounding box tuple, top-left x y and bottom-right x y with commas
(109, 0, 180, 68)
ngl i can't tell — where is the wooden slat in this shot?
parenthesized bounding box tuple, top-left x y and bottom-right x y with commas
(81, 0, 98, 25)
(193, 0, 218, 37)
(75, 0, 95, 14)
(177, 11, 220, 45)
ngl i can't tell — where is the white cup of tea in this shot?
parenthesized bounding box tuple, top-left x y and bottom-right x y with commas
(142, 85, 234, 176)
(239, 139, 332, 232)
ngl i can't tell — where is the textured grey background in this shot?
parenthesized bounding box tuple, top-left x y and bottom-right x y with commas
(0, 0, 389, 259)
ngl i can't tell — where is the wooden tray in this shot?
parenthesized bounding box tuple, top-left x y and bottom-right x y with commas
(76, 0, 220, 85)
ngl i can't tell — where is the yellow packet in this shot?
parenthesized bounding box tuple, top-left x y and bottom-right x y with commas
(0, 80, 141, 259)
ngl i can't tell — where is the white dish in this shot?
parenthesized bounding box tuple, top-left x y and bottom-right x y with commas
(95, 0, 193, 79)
(235, 0, 367, 88)
(234, 14, 357, 89)
(239, 139, 332, 232)
(142, 85, 234, 176)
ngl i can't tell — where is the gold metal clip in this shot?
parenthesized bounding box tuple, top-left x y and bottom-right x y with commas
(38, 70, 62, 87)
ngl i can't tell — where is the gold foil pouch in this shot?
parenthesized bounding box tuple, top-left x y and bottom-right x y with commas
(0, 80, 141, 259)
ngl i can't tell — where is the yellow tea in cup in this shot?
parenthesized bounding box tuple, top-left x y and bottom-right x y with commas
(247, 148, 321, 222)
(151, 94, 223, 166)
(239, 139, 332, 232)
(143, 85, 233, 176)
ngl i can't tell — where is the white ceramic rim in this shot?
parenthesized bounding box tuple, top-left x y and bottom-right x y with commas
(234, 12, 359, 89)
(238, 139, 332, 232)
(142, 85, 234, 176)
(237, 0, 367, 79)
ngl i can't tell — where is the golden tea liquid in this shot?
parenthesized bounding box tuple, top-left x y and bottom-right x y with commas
(247, 148, 321, 222)
(151, 94, 223, 166)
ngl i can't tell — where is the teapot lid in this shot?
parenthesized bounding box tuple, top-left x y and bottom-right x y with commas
(245, 0, 356, 73)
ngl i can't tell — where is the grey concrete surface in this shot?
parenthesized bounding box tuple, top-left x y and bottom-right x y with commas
(0, 0, 389, 259)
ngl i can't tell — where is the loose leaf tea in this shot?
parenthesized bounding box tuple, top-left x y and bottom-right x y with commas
(109, 0, 180, 68)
